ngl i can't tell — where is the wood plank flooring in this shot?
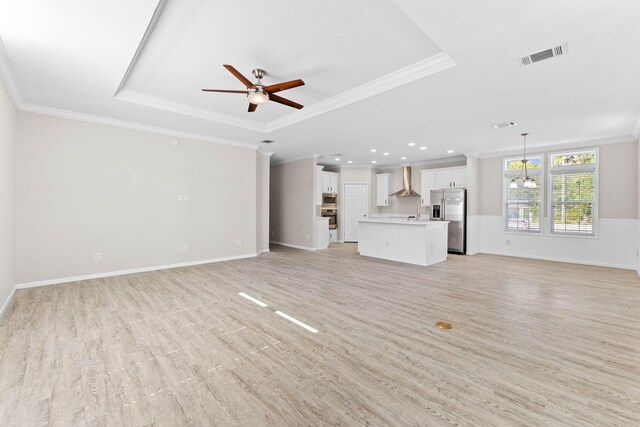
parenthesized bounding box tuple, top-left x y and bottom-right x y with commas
(0, 244, 639, 426)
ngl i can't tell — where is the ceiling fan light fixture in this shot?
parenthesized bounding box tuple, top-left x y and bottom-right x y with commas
(247, 91, 269, 105)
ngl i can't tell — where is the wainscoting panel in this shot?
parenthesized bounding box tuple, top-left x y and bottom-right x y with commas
(469, 216, 639, 270)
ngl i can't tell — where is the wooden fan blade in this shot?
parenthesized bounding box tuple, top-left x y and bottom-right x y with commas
(223, 64, 254, 88)
(264, 79, 305, 94)
(201, 89, 249, 93)
(248, 103, 258, 112)
(268, 93, 303, 109)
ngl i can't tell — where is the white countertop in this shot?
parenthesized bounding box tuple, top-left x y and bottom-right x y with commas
(359, 218, 449, 226)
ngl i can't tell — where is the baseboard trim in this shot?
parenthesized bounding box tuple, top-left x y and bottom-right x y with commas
(16, 253, 259, 289)
(269, 241, 317, 251)
(477, 250, 637, 271)
(257, 248, 270, 255)
(0, 286, 17, 320)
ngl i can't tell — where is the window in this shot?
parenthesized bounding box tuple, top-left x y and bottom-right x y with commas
(549, 149, 597, 235)
(503, 155, 543, 232)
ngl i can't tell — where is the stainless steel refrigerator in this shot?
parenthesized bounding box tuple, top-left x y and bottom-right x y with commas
(430, 188, 466, 254)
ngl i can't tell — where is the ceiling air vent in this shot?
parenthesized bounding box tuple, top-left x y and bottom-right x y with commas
(520, 43, 567, 66)
(261, 139, 274, 144)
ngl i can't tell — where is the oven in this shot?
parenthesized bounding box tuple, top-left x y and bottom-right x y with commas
(321, 208, 337, 229)
(322, 193, 337, 208)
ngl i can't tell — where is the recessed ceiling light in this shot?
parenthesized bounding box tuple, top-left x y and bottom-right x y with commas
(420, 146, 427, 150)
(334, 158, 341, 161)
(401, 156, 407, 160)
(408, 142, 416, 146)
(371, 160, 377, 164)
(447, 150, 454, 154)
(347, 160, 353, 164)
(383, 152, 389, 156)
(370, 149, 377, 153)
(491, 121, 517, 129)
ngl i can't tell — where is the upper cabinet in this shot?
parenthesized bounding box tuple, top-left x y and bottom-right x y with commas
(434, 166, 466, 189)
(322, 171, 339, 193)
(376, 173, 392, 206)
(419, 170, 436, 207)
(451, 167, 466, 188)
(420, 166, 467, 205)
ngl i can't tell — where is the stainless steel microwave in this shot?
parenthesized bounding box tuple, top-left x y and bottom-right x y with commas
(322, 193, 337, 207)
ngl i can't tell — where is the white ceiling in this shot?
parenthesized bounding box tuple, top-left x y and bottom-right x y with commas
(1, 0, 639, 167)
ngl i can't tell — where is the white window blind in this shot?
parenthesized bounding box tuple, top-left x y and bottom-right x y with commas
(503, 156, 542, 232)
(505, 180, 541, 231)
(549, 149, 597, 235)
(551, 171, 595, 234)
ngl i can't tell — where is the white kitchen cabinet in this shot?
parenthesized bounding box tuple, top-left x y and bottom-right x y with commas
(435, 167, 466, 189)
(419, 170, 436, 206)
(451, 167, 466, 188)
(322, 172, 339, 193)
(315, 165, 324, 205)
(376, 173, 392, 206)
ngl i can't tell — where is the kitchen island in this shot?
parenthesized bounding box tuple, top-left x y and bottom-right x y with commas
(358, 218, 449, 266)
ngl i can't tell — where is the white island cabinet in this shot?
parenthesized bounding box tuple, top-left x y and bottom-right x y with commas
(357, 219, 449, 266)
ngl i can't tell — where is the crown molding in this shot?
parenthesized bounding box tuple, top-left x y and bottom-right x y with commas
(265, 52, 456, 132)
(472, 134, 635, 159)
(115, 0, 167, 95)
(19, 103, 260, 150)
(0, 37, 24, 108)
(270, 153, 318, 166)
(258, 149, 274, 157)
(115, 53, 455, 134)
(116, 88, 267, 132)
(632, 108, 640, 139)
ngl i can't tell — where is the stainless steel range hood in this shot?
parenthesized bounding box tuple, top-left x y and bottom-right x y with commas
(390, 166, 420, 197)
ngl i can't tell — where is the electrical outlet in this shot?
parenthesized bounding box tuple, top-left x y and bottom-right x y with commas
(176, 246, 182, 252)
(235, 240, 242, 247)
(385, 241, 389, 247)
(271, 230, 275, 235)
(506, 239, 511, 245)
(177, 194, 183, 201)
(183, 244, 188, 252)
(306, 234, 309, 240)
(94, 252, 101, 261)
(183, 194, 189, 201)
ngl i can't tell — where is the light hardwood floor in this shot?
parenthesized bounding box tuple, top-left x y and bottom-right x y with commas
(1, 244, 639, 426)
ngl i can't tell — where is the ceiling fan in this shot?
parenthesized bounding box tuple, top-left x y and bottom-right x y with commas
(202, 65, 305, 112)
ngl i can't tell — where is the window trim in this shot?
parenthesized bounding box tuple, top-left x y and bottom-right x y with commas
(502, 154, 544, 234)
(547, 147, 599, 238)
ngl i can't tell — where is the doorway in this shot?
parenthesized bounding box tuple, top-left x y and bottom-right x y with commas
(343, 183, 368, 242)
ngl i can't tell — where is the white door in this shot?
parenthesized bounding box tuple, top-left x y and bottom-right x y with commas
(376, 174, 390, 206)
(435, 170, 453, 189)
(344, 183, 368, 242)
(330, 174, 339, 194)
(322, 173, 331, 192)
(420, 171, 436, 206)
(451, 167, 466, 188)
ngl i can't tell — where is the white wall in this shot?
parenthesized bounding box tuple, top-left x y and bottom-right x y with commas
(472, 141, 639, 269)
(270, 158, 315, 249)
(0, 77, 16, 314)
(15, 112, 258, 285)
(256, 151, 271, 253)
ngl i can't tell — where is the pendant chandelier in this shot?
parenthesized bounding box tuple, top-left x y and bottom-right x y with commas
(509, 133, 537, 189)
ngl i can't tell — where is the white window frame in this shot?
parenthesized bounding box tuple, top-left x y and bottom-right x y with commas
(547, 148, 599, 238)
(502, 154, 544, 234)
